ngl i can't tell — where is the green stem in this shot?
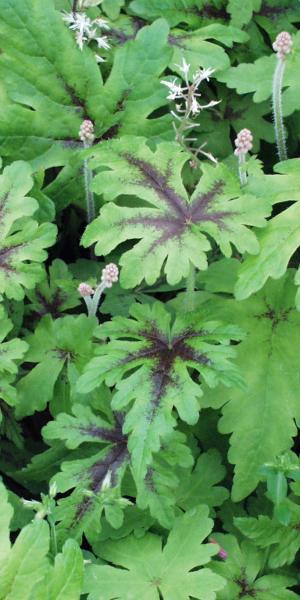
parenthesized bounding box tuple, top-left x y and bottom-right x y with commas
(238, 153, 247, 186)
(185, 263, 196, 312)
(83, 142, 95, 223)
(48, 514, 57, 557)
(272, 59, 288, 162)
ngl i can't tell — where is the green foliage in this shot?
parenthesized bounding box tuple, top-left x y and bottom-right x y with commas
(2, 0, 300, 597)
(0, 161, 56, 300)
(82, 136, 271, 287)
(78, 301, 243, 479)
(84, 506, 225, 600)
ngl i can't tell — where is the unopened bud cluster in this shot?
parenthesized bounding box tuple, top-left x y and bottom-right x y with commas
(101, 263, 119, 288)
(78, 282, 94, 297)
(79, 120, 95, 145)
(234, 128, 253, 156)
(78, 263, 119, 317)
(272, 31, 293, 60)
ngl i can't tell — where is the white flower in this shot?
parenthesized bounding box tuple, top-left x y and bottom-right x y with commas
(175, 57, 190, 78)
(191, 96, 200, 115)
(95, 36, 110, 50)
(161, 79, 183, 100)
(193, 67, 215, 87)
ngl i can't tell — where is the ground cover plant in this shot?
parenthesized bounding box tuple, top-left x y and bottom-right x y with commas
(1, 0, 300, 598)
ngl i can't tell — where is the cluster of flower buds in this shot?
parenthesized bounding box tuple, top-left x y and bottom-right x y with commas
(79, 120, 95, 145)
(62, 11, 110, 59)
(78, 282, 94, 297)
(78, 263, 119, 317)
(234, 128, 253, 156)
(101, 263, 119, 288)
(210, 538, 228, 561)
(272, 31, 293, 60)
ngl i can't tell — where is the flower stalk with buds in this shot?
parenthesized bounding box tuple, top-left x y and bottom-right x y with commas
(272, 31, 292, 162)
(79, 120, 95, 223)
(161, 58, 219, 165)
(78, 263, 119, 318)
(234, 128, 253, 186)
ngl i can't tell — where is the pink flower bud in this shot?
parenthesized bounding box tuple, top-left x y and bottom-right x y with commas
(234, 128, 253, 156)
(79, 120, 95, 144)
(101, 263, 119, 288)
(78, 282, 94, 297)
(272, 31, 292, 60)
(210, 538, 228, 561)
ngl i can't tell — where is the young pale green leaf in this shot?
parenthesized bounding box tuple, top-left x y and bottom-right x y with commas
(201, 269, 300, 500)
(0, 519, 49, 600)
(16, 315, 97, 417)
(82, 136, 271, 287)
(84, 506, 225, 600)
(219, 31, 300, 116)
(210, 534, 298, 600)
(0, 0, 103, 164)
(78, 302, 243, 480)
(235, 202, 300, 305)
(0, 161, 57, 300)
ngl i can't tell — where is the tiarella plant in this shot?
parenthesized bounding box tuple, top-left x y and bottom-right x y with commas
(1, 1, 300, 599)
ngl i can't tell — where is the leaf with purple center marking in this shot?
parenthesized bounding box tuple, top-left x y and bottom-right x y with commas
(77, 302, 244, 480)
(43, 407, 130, 546)
(0, 161, 57, 300)
(82, 137, 271, 287)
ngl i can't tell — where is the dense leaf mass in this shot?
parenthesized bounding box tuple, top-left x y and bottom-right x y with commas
(1, 0, 300, 598)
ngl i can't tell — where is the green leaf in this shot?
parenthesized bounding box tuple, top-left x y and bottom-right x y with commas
(97, 19, 173, 141)
(175, 449, 229, 511)
(169, 24, 248, 75)
(130, 0, 228, 28)
(235, 505, 300, 568)
(0, 0, 102, 164)
(0, 161, 56, 300)
(33, 540, 84, 600)
(227, 0, 261, 27)
(82, 136, 271, 287)
(210, 534, 298, 599)
(16, 314, 97, 417)
(201, 270, 300, 500)
(219, 31, 300, 116)
(235, 202, 300, 305)
(0, 305, 28, 407)
(84, 506, 225, 600)
(0, 519, 49, 600)
(0, 481, 13, 567)
(78, 302, 243, 480)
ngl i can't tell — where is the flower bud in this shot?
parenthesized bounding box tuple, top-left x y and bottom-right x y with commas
(234, 128, 253, 156)
(272, 31, 292, 60)
(101, 263, 119, 288)
(79, 120, 95, 144)
(78, 282, 94, 297)
(210, 537, 228, 560)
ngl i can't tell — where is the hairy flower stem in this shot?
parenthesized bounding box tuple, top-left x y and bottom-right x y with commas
(88, 281, 106, 318)
(185, 263, 196, 312)
(272, 59, 287, 161)
(83, 142, 95, 223)
(238, 153, 247, 186)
